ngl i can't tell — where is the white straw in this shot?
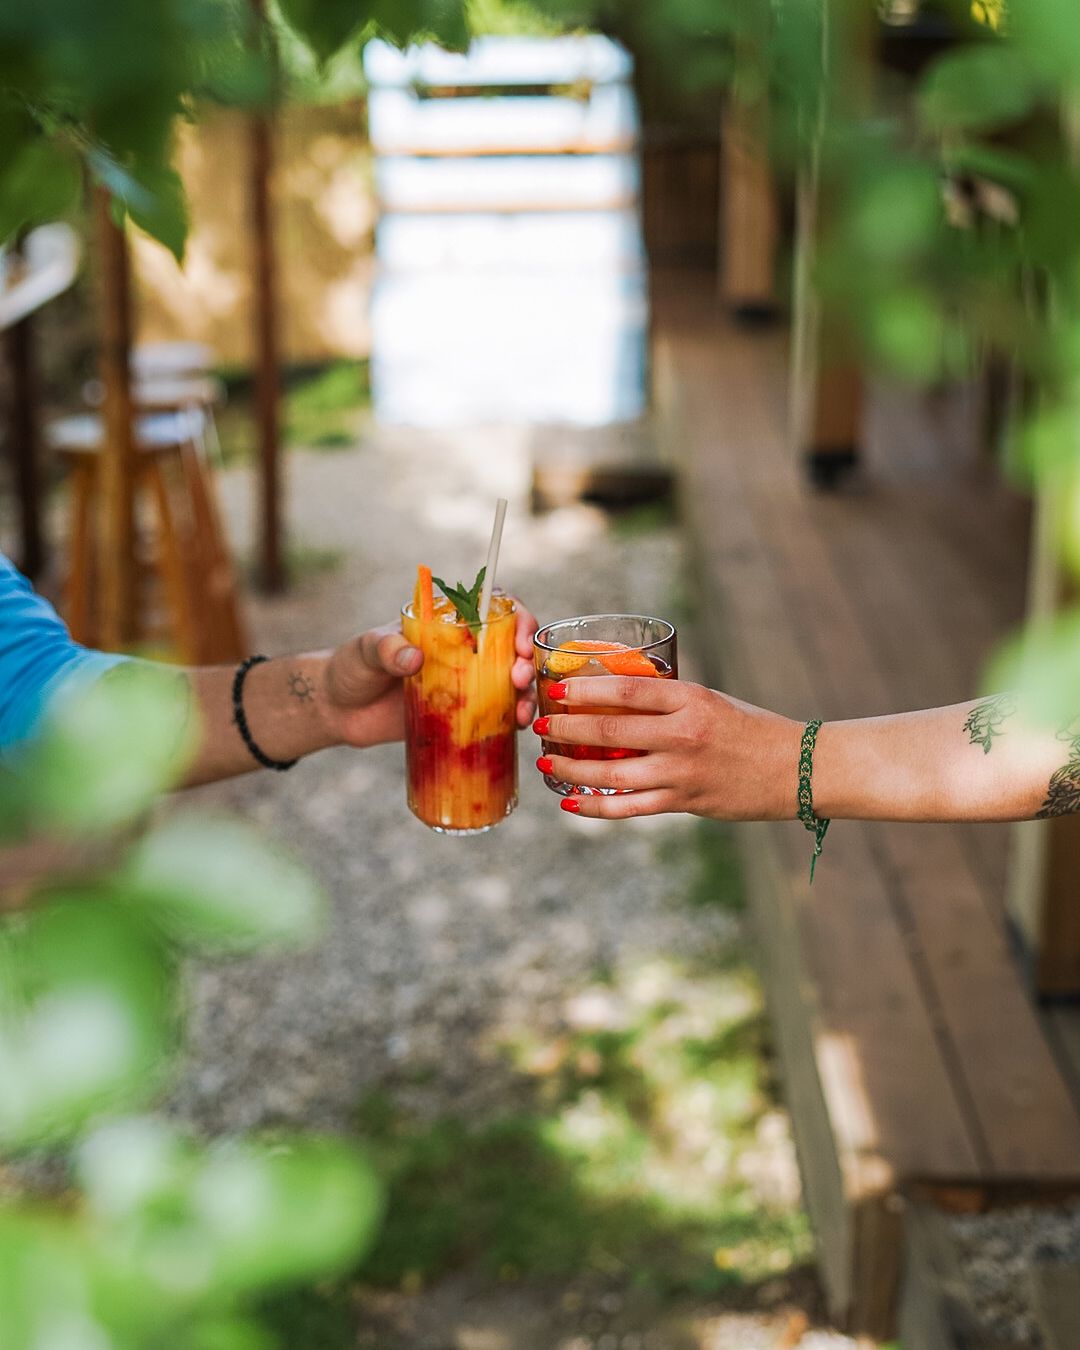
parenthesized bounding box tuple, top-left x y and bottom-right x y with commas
(477, 498, 508, 630)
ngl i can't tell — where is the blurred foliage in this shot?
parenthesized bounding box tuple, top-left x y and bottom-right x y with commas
(0, 671, 381, 1349)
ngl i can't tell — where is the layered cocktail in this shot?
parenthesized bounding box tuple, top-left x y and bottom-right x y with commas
(403, 568, 518, 833)
(534, 614, 677, 796)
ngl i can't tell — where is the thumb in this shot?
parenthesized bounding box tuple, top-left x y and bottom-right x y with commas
(359, 626, 423, 677)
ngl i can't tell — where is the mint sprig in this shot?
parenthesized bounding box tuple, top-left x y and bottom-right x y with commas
(433, 567, 487, 636)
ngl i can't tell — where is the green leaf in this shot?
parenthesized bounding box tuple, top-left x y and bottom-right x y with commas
(193, 1136, 383, 1289)
(432, 567, 486, 635)
(0, 1210, 105, 1348)
(78, 1121, 383, 1299)
(868, 290, 946, 383)
(985, 610, 1080, 729)
(0, 902, 176, 1147)
(848, 162, 941, 264)
(24, 661, 197, 835)
(277, 0, 368, 63)
(119, 814, 327, 951)
(126, 161, 189, 264)
(918, 45, 1043, 134)
(0, 138, 82, 246)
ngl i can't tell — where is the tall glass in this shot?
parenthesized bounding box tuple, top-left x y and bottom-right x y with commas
(533, 614, 677, 797)
(402, 593, 518, 834)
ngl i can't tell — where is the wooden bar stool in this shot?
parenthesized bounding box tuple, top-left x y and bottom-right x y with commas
(47, 410, 247, 664)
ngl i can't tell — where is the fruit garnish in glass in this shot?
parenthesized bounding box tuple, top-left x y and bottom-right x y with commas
(403, 563, 518, 833)
(533, 614, 677, 796)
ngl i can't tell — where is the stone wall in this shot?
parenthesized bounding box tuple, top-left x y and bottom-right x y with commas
(133, 101, 376, 369)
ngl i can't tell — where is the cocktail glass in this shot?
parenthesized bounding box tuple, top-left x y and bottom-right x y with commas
(533, 614, 677, 796)
(402, 592, 518, 833)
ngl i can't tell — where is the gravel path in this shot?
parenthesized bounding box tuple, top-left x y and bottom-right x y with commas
(165, 424, 856, 1349)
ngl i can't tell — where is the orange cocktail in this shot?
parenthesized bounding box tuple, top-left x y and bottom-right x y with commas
(534, 614, 677, 796)
(403, 581, 518, 834)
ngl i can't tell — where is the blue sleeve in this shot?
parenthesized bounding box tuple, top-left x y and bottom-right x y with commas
(0, 552, 130, 759)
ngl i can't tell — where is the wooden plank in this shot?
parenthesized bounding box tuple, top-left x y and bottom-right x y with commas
(738, 438, 1080, 1181)
(665, 316, 981, 1182)
(363, 35, 633, 91)
(1032, 1263, 1080, 1350)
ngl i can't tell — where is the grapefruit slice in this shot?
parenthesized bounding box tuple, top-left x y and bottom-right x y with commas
(545, 639, 659, 678)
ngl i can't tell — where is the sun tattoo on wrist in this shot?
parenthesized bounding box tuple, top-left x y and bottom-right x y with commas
(1037, 718, 1080, 819)
(287, 671, 316, 704)
(963, 694, 1018, 754)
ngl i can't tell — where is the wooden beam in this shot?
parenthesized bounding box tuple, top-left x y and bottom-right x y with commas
(719, 93, 779, 322)
(95, 188, 138, 649)
(3, 241, 44, 578)
(249, 0, 284, 594)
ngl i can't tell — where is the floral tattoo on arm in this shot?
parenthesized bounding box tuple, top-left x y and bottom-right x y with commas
(963, 693, 1018, 754)
(1036, 718, 1080, 819)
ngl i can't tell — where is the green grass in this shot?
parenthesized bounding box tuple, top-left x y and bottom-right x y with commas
(610, 499, 678, 537)
(659, 820, 744, 914)
(351, 952, 807, 1296)
(213, 360, 371, 464)
(240, 542, 345, 589)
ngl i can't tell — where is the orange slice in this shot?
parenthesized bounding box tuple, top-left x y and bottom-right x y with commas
(545, 639, 659, 678)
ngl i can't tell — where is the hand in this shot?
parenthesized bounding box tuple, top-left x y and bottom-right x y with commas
(321, 601, 540, 749)
(533, 676, 802, 820)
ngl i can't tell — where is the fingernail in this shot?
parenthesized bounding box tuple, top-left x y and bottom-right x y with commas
(560, 797, 580, 813)
(532, 716, 550, 735)
(396, 646, 419, 671)
(547, 682, 567, 700)
(536, 756, 553, 774)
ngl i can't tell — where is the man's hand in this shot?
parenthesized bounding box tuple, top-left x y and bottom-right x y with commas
(321, 602, 540, 749)
(532, 676, 800, 820)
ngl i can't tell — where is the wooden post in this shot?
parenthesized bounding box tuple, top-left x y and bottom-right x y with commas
(95, 187, 138, 649)
(719, 92, 780, 323)
(789, 0, 875, 490)
(1004, 97, 1080, 996)
(3, 242, 44, 578)
(249, 0, 284, 593)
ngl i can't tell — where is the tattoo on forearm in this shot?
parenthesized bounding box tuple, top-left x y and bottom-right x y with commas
(287, 671, 316, 704)
(963, 694, 1018, 754)
(1036, 719, 1080, 818)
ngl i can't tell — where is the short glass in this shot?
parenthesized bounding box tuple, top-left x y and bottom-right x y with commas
(402, 593, 518, 834)
(533, 614, 678, 796)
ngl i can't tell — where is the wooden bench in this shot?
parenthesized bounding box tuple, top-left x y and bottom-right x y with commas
(653, 279, 1080, 1340)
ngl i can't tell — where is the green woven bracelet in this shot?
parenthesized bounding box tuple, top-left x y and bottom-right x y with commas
(797, 719, 830, 884)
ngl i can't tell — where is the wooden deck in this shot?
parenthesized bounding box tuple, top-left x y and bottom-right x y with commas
(653, 275, 1080, 1340)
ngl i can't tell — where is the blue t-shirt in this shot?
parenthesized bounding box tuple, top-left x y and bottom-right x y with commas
(0, 552, 129, 758)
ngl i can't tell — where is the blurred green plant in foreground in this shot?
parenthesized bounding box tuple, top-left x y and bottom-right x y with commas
(0, 668, 381, 1350)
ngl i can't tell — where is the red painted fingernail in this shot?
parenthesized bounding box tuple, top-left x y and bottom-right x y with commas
(547, 682, 567, 700)
(532, 716, 550, 736)
(536, 756, 553, 774)
(560, 797, 580, 813)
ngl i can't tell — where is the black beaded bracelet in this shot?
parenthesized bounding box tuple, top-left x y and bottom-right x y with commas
(797, 718, 830, 883)
(232, 655, 299, 772)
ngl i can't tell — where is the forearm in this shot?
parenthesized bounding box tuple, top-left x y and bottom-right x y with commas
(182, 653, 341, 787)
(811, 696, 1076, 823)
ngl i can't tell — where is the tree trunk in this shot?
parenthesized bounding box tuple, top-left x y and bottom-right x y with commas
(249, 0, 284, 593)
(95, 188, 138, 648)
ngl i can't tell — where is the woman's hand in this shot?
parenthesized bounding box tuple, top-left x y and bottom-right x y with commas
(323, 602, 540, 749)
(533, 676, 802, 820)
